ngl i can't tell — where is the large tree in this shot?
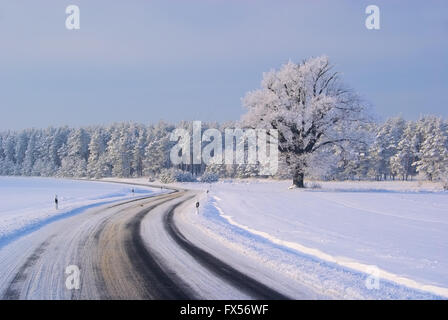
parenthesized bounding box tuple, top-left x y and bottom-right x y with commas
(242, 56, 370, 187)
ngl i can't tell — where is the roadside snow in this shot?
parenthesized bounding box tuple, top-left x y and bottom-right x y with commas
(177, 180, 448, 299)
(0, 176, 161, 248)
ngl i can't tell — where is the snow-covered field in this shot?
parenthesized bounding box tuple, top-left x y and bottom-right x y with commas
(0, 177, 161, 248)
(173, 179, 448, 299)
(2, 176, 447, 299)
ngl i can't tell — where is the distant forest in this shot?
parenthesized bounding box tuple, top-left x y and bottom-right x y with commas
(0, 116, 447, 182)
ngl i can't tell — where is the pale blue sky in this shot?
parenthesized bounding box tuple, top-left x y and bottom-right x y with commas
(0, 0, 447, 129)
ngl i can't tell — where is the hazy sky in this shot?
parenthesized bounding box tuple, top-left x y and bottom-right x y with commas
(0, 0, 447, 129)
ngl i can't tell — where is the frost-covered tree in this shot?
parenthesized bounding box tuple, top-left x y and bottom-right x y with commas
(414, 117, 448, 181)
(22, 130, 38, 176)
(87, 127, 110, 178)
(242, 56, 370, 187)
(132, 126, 147, 177)
(200, 172, 219, 183)
(107, 124, 133, 177)
(369, 117, 406, 180)
(333, 143, 370, 181)
(49, 127, 69, 170)
(0, 133, 17, 175)
(58, 128, 90, 177)
(234, 163, 259, 178)
(143, 122, 172, 177)
(15, 131, 30, 174)
(33, 127, 59, 176)
(0, 136, 4, 160)
(204, 163, 227, 177)
(390, 121, 419, 180)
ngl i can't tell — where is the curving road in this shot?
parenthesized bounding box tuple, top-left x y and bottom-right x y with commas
(0, 185, 289, 300)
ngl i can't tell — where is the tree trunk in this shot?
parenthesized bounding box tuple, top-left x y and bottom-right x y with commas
(293, 170, 305, 188)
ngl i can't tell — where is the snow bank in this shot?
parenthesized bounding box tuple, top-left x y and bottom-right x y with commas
(183, 180, 448, 299)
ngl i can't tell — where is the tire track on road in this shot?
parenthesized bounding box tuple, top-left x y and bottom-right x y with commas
(164, 198, 290, 300)
(94, 192, 195, 299)
(3, 235, 55, 299)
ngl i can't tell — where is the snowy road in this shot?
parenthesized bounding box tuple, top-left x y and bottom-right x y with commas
(0, 185, 288, 300)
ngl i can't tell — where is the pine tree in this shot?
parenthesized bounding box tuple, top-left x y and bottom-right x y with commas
(414, 118, 448, 181)
(143, 122, 172, 177)
(107, 124, 133, 177)
(390, 122, 418, 180)
(22, 130, 38, 176)
(58, 128, 90, 177)
(15, 131, 30, 174)
(87, 127, 109, 178)
(368, 117, 405, 180)
(132, 127, 147, 177)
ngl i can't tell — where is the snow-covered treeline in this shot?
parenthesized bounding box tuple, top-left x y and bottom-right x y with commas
(329, 116, 448, 182)
(0, 121, 227, 180)
(0, 116, 447, 181)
